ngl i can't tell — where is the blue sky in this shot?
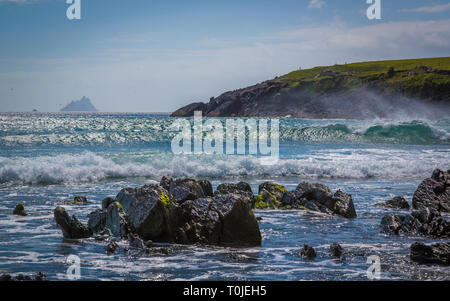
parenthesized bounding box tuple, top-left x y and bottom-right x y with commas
(1, 0, 449, 112)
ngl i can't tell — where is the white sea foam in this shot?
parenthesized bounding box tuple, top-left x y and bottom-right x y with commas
(0, 148, 448, 185)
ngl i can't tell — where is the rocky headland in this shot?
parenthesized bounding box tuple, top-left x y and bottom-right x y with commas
(171, 57, 450, 119)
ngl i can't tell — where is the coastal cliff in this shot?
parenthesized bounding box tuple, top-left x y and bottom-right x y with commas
(171, 57, 450, 119)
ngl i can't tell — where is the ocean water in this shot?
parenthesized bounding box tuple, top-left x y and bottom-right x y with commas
(0, 112, 449, 281)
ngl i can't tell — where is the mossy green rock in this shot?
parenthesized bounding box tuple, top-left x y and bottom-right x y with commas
(256, 182, 287, 208)
(13, 203, 27, 216)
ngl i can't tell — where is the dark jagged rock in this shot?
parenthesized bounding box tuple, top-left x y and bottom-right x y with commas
(198, 179, 214, 197)
(410, 242, 450, 266)
(160, 176, 173, 192)
(330, 243, 344, 258)
(116, 184, 173, 241)
(178, 193, 261, 246)
(215, 182, 255, 207)
(101, 197, 115, 210)
(106, 240, 119, 254)
(88, 201, 130, 238)
(0, 272, 46, 282)
(376, 196, 410, 210)
(381, 208, 449, 238)
(13, 202, 27, 216)
(128, 234, 146, 249)
(268, 181, 356, 218)
(412, 169, 450, 213)
(54, 206, 92, 239)
(169, 178, 207, 203)
(215, 182, 253, 195)
(301, 244, 316, 260)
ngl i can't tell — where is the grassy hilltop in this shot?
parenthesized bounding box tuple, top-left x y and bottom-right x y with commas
(172, 57, 450, 118)
(278, 57, 450, 99)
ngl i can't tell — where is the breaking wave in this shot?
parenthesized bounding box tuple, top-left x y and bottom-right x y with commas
(0, 149, 448, 185)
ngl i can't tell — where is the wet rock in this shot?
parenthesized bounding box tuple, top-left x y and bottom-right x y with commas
(296, 182, 333, 204)
(376, 196, 410, 210)
(106, 240, 119, 254)
(179, 193, 261, 246)
(300, 244, 316, 260)
(279, 183, 356, 218)
(332, 190, 357, 219)
(116, 184, 173, 241)
(104, 202, 130, 238)
(169, 178, 206, 203)
(87, 209, 107, 233)
(215, 182, 255, 207)
(255, 182, 287, 208)
(216, 182, 253, 195)
(0, 274, 12, 281)
(101, 197, 115, 210)
(330, 243, 344, 258)
(54, 206, 92, 239)
(0, 272, 47, 281)
(160, 176, 173, 191)
(128, 234, 146, 249)
(13, 202, 27, 216)
(381, 208, 449, 238)
(410, 242, 450, 266)
(64, 196, 88, 205)
(412, 169, 450, 213)
(198, 179, 214, 197)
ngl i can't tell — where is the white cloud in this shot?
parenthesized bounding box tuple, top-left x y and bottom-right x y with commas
(401, 3, 450, 13)
(308, 0, 325, 9)
(1, 19, 450, 112)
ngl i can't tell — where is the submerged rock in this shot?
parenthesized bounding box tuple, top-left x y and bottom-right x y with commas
(330, 243, 344, 258)
(380, 208, 449, 238)
(54, 206, 92, 239)
(0, 272, 47, 282)
(300, 244, 316, 260)
(412, 169, 450, 213)
(64, 196, 88, 205)
(376, 196, 410, 210)
(13, 203, 27, 216)
(106, 240, 119, 254)
(410, 242, 450, 266)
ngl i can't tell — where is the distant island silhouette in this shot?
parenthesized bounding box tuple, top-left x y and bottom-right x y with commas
(60, 96, 98, 112)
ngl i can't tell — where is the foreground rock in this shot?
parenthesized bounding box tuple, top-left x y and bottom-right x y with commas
(381, 207, 449, 238)
(376, 196, 410, 210)
(13, 202, 27, 216)
(79, 180, 261, 247)
(412, 169, 450, 213)
(255, 181, 357, 219)
(410, 242, 450, 266)
(54, 206, 92, 239)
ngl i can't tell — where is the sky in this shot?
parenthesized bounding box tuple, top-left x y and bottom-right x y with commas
(0, 0, 449, 112)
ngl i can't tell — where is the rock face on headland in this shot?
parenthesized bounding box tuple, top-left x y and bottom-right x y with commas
(171, 57, 450, 119)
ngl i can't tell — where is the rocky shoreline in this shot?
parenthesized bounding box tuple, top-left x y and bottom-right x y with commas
(52, 169, 449, 265)
(2, 169, 449, 281)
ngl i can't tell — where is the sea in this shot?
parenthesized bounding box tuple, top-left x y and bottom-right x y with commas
(0, 112, 449, 280)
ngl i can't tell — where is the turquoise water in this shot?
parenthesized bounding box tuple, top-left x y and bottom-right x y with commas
(0, 113, 449, 280)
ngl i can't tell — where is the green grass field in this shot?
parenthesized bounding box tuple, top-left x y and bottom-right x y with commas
(276, 57, 450, 98)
